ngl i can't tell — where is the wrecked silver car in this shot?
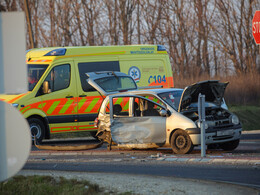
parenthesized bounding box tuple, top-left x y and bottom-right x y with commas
(89, 72, 242, 154)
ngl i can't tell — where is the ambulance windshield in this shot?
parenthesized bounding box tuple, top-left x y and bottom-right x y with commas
(28, 64, 48, 91)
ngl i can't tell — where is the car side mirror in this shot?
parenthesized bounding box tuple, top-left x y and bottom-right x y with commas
(159, 109, 168, 117)
(43, 81, 50, 94)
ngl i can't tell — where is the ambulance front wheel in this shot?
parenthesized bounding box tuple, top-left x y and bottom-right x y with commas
(28, 118, 45, 144)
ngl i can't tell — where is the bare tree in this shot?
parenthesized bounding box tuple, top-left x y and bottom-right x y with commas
(213, 0, 259, 75)
(1, 0, 17, 11)
(118, 0, 136, 44)
(139, 0, 165, 44)
(81, 0, 98, 46)
(2, 0, 259, 76)
(104, 0, 119, 45)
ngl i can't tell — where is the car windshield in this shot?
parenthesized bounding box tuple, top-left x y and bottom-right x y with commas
(94, 76, 137, 93)
(158, 90, 183, 110)
(28, 64, 48, 91)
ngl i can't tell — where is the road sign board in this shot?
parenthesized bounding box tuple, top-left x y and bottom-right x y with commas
(252, 10, 260, 44)
(0, 101, 31, 182)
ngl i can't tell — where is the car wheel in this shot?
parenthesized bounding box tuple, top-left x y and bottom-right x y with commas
(28, 118, 45, 144)
(219, 139, 240, 151)
(171, 130, 194, 154)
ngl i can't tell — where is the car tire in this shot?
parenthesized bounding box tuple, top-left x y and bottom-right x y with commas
(219, 139, 240, 151)
(171, 130, 194, 154)
(28, 118, 45, 144)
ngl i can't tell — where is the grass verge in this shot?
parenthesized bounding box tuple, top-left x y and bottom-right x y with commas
(228, 105, 260, 130)
(0, 175, 101, 195)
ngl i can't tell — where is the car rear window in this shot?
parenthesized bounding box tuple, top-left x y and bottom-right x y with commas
(78, 61, 120, 92)
(94, 76, 137, 93)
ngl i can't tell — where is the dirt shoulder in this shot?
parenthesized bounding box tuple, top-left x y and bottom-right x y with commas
(18, 170, 259, 195)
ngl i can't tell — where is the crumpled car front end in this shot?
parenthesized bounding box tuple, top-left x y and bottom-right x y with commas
(178, 80, 242, 148)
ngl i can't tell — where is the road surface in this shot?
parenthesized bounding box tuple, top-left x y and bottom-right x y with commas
(24, 131, 260, 190)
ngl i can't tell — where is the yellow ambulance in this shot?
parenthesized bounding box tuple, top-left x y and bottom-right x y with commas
(0, 45, 174, 143)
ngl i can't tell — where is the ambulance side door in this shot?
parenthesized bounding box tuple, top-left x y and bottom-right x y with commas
(39, 61, 78, 133)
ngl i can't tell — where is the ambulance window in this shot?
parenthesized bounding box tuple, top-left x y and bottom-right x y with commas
(44, 64, 70, 92)
(28, 64, 48, 91)
(78, 61, 120, 92)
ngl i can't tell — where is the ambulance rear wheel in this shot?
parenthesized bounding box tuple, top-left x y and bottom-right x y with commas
(28, 118, 45, 144)
(171, 130, 194, 154)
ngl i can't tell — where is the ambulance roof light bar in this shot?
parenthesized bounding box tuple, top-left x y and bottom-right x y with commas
(44, 48, 67, 56)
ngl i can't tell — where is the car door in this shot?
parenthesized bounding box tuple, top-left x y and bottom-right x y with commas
(75, 64, 127, 132)
(108, 95, 166, 145)
(39, 62, 78, 133)
(76, 71, 138, 131)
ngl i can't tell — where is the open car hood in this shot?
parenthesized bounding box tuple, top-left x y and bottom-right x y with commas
(178, 80, 228, 112)
(86, 71, 138, 96)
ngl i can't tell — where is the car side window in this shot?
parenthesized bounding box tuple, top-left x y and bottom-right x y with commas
(144, 95, 164, 106)
(136, 97, 164, 117)
(44, 64, 70, 92)
(112, 97, 130, 117)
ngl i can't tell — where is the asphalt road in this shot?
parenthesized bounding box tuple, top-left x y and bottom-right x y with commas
(24, 161, 260, 189)
(25, 131, 260, 189)
(241, 132, 260, 140)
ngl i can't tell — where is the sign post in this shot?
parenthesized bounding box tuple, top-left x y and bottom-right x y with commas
(198, 93, 206, 157)
(0, 12, 31, 182)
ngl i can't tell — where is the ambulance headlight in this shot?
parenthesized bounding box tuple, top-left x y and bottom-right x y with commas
(12, 103, 19, 108)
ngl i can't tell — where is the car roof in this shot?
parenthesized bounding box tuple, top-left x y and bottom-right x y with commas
(108, 88, 183, 96)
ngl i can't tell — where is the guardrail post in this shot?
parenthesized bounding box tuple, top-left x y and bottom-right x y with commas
(198, 93, 206, 157)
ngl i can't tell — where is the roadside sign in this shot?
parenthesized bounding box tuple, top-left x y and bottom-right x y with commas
(0, 12, 30, 182)
(0, 101, 31, 182)
(198, 94, 206, 157)
(252, 10, 260, 44)
(0, 12, 27, 94)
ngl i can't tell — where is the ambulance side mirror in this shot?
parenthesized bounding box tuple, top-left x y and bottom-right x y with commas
(43, 81, 50, 94)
